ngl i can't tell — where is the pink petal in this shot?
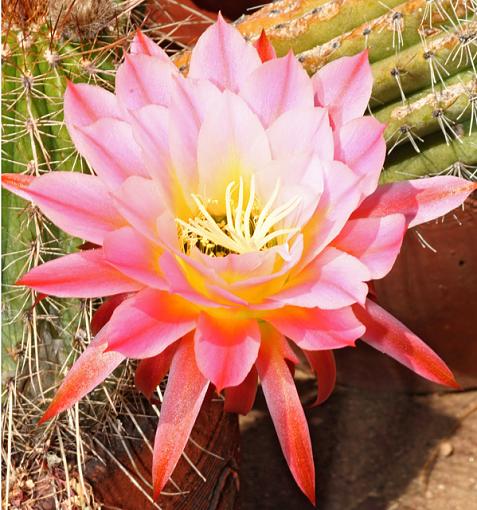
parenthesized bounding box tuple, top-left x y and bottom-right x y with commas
(267, 305, 364, 350)
(103, 227, 167, 289)
(332, 214, 407, 279)
(197, 90, 271, 212)
(91, 293, 129, 335)
(64, 82, 122, 127)
(130, 30, 170, 61)
(1, 173, 34, 201)
(267, 106, 333, 161)
(313, 50, 372, 126)
(274, 247, 370, 309)
(304, 350, 336, 406)
(188, 14, 261, 92)
(194, 312, 261, 391)
(115, 54, 176, 110)
(135, 343, 177, 400)
(256, 325, 315, 505)
(105, 289, 197, 359)
(152, 333, 209, 499)
(128, 104, 170, 182)
(334, 116, 386, 196)
(354, 299, 459, 388)
(299, 160, 363, 269)
(69, 118, 148, 189)
(112, 176, 174, 244)
(224, 366, 258, 415)
(352, 177, 477, 228)
(169, 76, 221, 190)
(17, 249, 142, 298)
(39, 331, 124, 424)
(240, 52, 313, 127)
(6, 172, 125, 245)
(254, 30, 276, 62)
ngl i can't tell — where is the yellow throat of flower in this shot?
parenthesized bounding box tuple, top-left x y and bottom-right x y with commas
(177, 176, 301, 256)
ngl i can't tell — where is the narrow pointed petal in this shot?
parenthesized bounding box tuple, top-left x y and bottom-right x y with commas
(64, 81, 122, 126)
(131, 30, 170, 60)
(256, 325, 315, 505)
(354, 299, 459, 388)
(224, 366, 258, 415)
(116, 54, 175, 110)
(304, 350, 336, 406)
(254, 30, 276, 62)
(332, 214, 407, 279)
(135, 343, 177, 400)
(103, 227, 167, 289)
(39, 332, 124, 424)
(194, 312, 260, 391)
(2, 173, 34, 200)
(274, 247, 370, 309)
(240, 52, 313, 127)
(69, 118, 149, 189)
(189, 14, 261, 92)
(152, 334, 209, 499)
(312, 50, 372, 126)
(334, 117, 386, 196)
(5, 172, 125, 245)
(17, 249, 142, 298)
(353, 177, 476, 228)
(105, 289, 197, 359)
(267, 305, 364, 350)
(91, 293, 129, 335)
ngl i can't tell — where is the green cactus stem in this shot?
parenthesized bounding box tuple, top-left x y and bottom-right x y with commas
(381, 121, 477, 182)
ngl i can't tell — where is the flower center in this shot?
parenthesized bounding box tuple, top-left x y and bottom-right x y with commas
(176, 176, 301, 256)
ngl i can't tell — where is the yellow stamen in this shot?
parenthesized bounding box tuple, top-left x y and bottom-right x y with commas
(177, 176, 301, 255)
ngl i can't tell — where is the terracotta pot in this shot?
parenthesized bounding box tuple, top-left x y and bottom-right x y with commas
(85, 396, 240, 509)
(335, 195, 477, 393)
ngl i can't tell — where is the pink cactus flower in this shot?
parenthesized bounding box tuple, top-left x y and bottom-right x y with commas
(3, 16, 476, 504)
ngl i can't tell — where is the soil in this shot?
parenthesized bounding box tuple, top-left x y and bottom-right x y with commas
(239, 369, 477, 510)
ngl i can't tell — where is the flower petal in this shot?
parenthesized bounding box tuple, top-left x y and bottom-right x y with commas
(188, 14, 261, 92)
(115, 54, 175, 110)
(304, 350, 336, 406)
(332, 214, 407, 279)
(130, 30, 170, 60)
(91, 293, 129, 335)
(69, 118, 149, 189)
(240, 52, 313, 127)
(17, 249, 142, 298)
(5, 172, 125, 245)
(352, 177, 477, 228)
(197, 90, 271, 213)
(299, 160, 363, 268)
(267, 106, 333, 161)
(334, 116, 386, 196)
(64, 81, 122, 127)
(194, 312, 261, 391)
(152, 333, 209, 499)
(256, 325, 315, 505)
(254, 30, 276, 63)
(274, 247, 370, 309)
(135, 343, 177, 400)
(1, 173, 34, 201)
(105, 289, 197, 359)
(39, 331, 124, 424)
(169, 76, 221, 191)
(354, 299, 459, 388)
(224, 366, 258, 415)
(103, 227, 167, 289)
(312, 50, 372, 126)
(267, 305, 364, 350)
